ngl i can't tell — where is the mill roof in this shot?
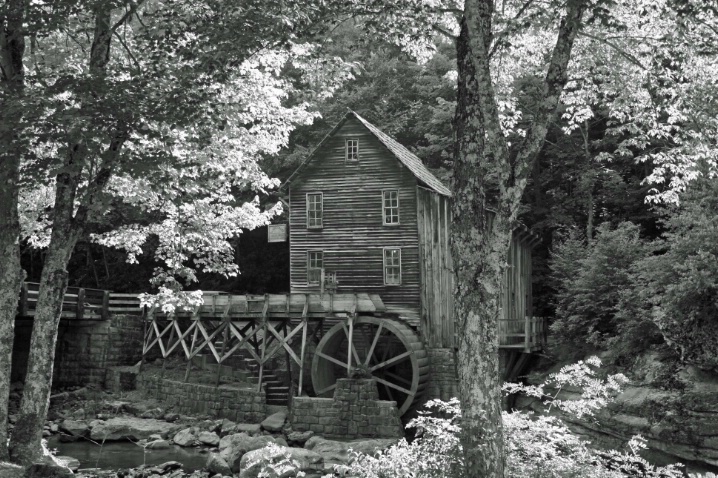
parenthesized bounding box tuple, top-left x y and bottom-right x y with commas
(283, 110, 452, 197)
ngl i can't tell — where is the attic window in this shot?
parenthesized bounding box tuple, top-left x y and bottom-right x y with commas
(346, 139, 359, 161)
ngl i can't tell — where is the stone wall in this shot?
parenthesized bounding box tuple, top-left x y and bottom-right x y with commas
(290, 379, 403, 439)
(138, 375, 266, 423)
(52, 315, 144, 388)
(12, 315, 144, 388)
(426, 348, 458, 402)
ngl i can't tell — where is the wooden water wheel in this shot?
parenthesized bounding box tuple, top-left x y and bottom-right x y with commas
(311, 316, 429, 416)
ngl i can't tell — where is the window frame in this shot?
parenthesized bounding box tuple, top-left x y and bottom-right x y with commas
(382, 247, 402, 286)
(306, 192, 323, 229)
(345, 138, 359, 162)
(382, 189, 400, 226)
(307, 250, 324, 285)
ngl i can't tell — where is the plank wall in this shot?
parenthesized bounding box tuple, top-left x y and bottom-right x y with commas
(288, 117, 421, 315)
(416, 188, 454, 348)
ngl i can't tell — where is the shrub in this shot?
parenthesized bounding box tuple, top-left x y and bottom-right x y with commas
(329, 357, 682, 478)
(550, 222, 660, 352)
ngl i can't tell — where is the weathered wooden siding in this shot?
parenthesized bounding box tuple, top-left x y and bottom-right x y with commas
(417, 194, 535, 349)
(289, 117, 421, 315)
(498, 231, 535, 346)
(416, 188, 454, 348)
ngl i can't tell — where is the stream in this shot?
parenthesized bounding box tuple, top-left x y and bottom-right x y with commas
(47, 438, 210, 471)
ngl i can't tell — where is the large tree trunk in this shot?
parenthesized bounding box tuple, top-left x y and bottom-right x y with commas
(0, 0, 27, 461)
(0, 158, 25, 463)
(453, 1, 587, 476)
(9, 164, 80, 464)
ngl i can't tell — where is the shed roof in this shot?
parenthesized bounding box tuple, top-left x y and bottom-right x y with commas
(283, 110, 452, 197)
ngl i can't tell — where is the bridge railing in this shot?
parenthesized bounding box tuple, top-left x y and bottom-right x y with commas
(18, 282, 134, 320)
(498, 316, 547, 352)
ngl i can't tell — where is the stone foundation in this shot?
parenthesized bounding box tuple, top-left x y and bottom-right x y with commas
(138, 375, 266, 423)
(12, 314, 144, 388)
(426, 348, 458, 402)
(290, 378, 403, 439)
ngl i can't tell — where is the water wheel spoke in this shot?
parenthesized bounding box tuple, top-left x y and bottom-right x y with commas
(384, 370, 412, 387)
(373, 376, 413, 396)
(316, 351, 349, 369)
(316, 383, 337, 395)
(370, 350, 412, 372)
(342, 323, 362, 367)
(363, 322, 384, 367)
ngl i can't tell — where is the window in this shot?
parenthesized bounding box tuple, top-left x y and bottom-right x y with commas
(307, 251, 323, 285)
(382, 190, 399, 225)
(383, 248, 401, 285)
(346, 139, 359, 161)
(306, 193, 323, 229)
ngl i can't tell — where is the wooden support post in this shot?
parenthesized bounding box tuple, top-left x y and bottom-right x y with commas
(161, 314, 176, 379)
(524, 316, 530, 352)
(185, 309, 200, 382)
(216, 318, 230, 388)
(19, 283, 28, 317)
(298, 317, 308, 397)
(347, 316, 354, 375)
(101, 291, 110, 321)
(76, 288, 85, 320)
(258, 294, 269, 392)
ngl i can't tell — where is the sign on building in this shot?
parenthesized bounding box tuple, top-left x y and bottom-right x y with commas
(268, 224, 288, 243)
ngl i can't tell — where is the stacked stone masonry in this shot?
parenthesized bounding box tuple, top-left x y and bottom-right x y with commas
(138, 375, 266, 423)
(12, 314, 144, 388)
(426, 348, 458, 402)
(290, 378, 403, 439)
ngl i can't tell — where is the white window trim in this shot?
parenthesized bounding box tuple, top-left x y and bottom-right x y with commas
(382, 247, 402, 286)
(345, 138, 359, 162)
(307, 251, 323, 285)
(381, 189, 400, 226)
(306, 192, 323, 229)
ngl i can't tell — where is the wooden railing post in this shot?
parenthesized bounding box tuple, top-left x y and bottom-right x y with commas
(19, 282, 28, 317)
(524, 316, 530, 352)
(101, 291, 110, 320)
(76, 288, 85, 320)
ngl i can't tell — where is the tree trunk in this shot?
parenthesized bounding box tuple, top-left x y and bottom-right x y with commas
(0, 157, 25, 463)
(454, 1, 587, 476)
(9, 166, 79, 464)
(0, 0, 27, 461)
(452, 16, 511, 477)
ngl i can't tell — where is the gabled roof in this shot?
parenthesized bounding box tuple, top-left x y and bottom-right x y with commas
(283, 110, 452, 197)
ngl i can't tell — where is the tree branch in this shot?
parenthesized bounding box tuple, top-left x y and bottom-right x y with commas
(578, 31, 647, 70)
(506, 0, 588, 216)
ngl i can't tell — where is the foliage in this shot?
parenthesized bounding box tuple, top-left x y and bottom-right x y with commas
(246, 443, 306, 478)
(330, 357, 681, 478)
(550, 222, 659, 351)
(630, 179, 718, 370)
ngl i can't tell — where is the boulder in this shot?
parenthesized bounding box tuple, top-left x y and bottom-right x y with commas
(239, 445, 323, 478)
(54, 457, 80, 472)
(198, 431, 220, 447)
(172, 428, 198, 447)
(89, 417, 178, 441)
(164, 413, 180, 422)
(146, 439, 171, 450)
(286, 430, 314, 446)
(140, 408, 165, 419)
(218, 433, 284, 473)
(206, 453, 232, 476)
(260, 412, 286, 433)
(235, 423, 261, 435)
(304, 436, 399, 468)
(59, 419, 89, 437)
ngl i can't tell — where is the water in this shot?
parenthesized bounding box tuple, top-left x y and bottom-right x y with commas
(47, 437, 210, 471)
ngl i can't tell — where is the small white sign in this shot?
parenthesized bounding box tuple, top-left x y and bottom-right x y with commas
(268, 224, 288, 243)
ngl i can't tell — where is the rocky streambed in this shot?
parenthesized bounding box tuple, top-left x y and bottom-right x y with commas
(21, 391, 398, 478)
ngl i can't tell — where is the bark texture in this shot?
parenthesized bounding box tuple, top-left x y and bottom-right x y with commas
(8, 6, 123, 463)
(453, 1, 587, 476)
(0, 0, 27, 461)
